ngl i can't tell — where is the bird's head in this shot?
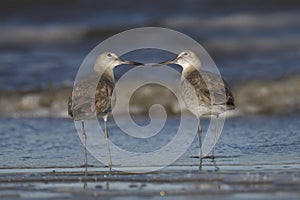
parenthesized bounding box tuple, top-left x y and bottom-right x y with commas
(94, 52, 143, 74)
(154, 50, 201, 69)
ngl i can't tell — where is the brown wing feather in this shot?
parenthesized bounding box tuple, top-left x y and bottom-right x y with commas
(184, 70, 211, 107)
(184, 69, 235, 109)
(222, 79, 235, 109)
(68, 73, 115, 120)
(67, 94, 73, 117)
(95, 74, 115, 116)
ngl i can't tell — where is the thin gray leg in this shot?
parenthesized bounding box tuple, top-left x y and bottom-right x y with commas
(212, 115, 219, 160)
(103, 115, 112, 172)
(82, 121, 88, 176)
(197, 117, 203, 160)
(212, 159, 220, 171)
(199, 156, 203, 171)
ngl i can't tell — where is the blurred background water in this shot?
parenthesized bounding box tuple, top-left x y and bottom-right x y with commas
(0, 0, 300, 117)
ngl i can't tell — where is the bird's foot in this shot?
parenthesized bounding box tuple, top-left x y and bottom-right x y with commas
(204, 155, 216, 160)
(80, 164, 94, 168)
(190, 155, 214, 160)
(104, 164, 122, 169)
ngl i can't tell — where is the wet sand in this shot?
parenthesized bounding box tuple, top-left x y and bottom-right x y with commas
(1, 166, 300, 199)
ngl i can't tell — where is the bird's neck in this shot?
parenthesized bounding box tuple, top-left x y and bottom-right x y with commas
(95, 67, 115, 81)
(182, 65, 198, 77)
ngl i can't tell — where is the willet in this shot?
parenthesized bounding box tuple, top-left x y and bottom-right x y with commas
(155, 50, 235, 161)
(68, 52, 143, 175)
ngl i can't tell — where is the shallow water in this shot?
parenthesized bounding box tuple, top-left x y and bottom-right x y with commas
(0, 115, 300, 199)
(1, 115, 299, 170)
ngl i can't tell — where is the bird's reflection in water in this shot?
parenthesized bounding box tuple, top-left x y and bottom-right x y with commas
(106, 180, 110, 190)
(212, 159, 220, 171)
(82, 172, 111, 190)
(198, 158, 220, 172)
(82, 182, 110, 189)
(199, 159, 203, 171)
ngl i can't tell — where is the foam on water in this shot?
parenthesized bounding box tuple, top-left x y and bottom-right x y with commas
(1, 75, 300, 117)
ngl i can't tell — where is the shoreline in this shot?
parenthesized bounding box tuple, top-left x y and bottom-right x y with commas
(0, 74, 300, 118)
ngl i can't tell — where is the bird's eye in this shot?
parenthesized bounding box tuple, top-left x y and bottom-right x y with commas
(183, 52, 188, 56)
(107, 53, 112, 57)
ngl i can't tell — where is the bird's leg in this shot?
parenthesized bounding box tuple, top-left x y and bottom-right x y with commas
(212, 159, 220, 171)
(199, 156, 203, 171)
(82, 121, 88, 176)
(212, 115, 219, 160)
(103, 115, 112, 172)
(197, 117, 203, 160)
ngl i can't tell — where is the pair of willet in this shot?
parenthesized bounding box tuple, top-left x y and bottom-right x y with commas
(68, 50, 234, 175)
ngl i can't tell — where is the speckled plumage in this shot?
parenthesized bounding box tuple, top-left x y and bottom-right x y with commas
(156, 50, 235, 161)
(67, 52, 142, 174)
(181, 68, 235, 117)
(68, 71, 115, 121)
